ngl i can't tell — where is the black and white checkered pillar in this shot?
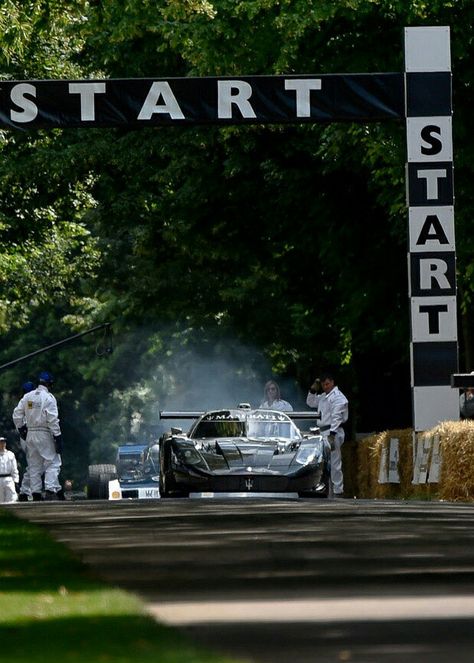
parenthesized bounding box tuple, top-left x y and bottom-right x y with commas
(405, 26, 459, 431)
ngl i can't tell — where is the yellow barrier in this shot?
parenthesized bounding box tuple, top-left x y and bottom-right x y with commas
(342, 421, 474, 502)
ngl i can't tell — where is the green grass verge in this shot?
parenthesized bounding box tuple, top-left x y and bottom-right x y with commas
(0, 509, 238, 663)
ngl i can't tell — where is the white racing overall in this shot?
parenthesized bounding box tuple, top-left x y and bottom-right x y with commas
(18, 428, 32, 499)
(13, 385, 62, 495)
(306, 386, 349, 495)
(0, 448, 19, 503)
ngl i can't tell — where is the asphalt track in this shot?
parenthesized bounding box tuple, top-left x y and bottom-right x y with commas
(8, 498, 474, 662)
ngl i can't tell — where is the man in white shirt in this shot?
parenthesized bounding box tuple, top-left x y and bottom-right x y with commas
(306, 373, 349, 497)
(0, 436, 19, 503)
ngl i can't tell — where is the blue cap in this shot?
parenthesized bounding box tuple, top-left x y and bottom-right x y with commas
(22, 381, 35, 393)
(38, 371, 54, 384)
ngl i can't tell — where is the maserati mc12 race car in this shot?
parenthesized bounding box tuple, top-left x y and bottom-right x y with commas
(159, 405, 330, 498)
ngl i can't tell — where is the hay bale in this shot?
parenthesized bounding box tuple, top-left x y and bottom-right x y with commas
(349, 422, 474, 502)
(373, 430, 413, 499)
(424, 420, 474, 501)
(356, 429, 413, 499)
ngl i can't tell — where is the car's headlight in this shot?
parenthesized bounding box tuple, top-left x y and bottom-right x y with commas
(180, 448, 203, 464)
(295, 446, 319, 465)
(173, 444, 208, 469)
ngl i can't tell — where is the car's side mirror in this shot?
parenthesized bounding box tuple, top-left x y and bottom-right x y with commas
(171, 426, 183, 435)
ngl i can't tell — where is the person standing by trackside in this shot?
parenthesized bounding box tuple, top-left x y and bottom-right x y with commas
(259, 380, 293, 412)
(0, 436, 19, 503)
(460, 387, 474, 419)
(306, 373, 349, 497)
(12, 371, 63, 501)
(17, 381, 35, 502)
(459, 373, 474, 419)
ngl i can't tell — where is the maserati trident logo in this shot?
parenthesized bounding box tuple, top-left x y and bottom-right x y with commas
(245, 478, 254, 491)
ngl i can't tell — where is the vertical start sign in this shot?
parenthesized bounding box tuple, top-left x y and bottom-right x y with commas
(405, 27, 459, 430)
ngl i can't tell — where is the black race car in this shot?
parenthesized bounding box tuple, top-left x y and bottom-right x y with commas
(159, 405, 330, 498)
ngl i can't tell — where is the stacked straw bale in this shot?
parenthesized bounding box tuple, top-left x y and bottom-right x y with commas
(355, 429, 413, 499)
(427, 420, 474, 501)
(351, 420, 474, 502)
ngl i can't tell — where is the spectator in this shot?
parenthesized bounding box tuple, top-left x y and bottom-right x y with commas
(460, 382, 474, 420)
(63, 479, 74, 501)
(259, 380, 293, 412)
(306, 373, 348, 497)
(0, 436, 19, 503)
(12, 371, 63, 501)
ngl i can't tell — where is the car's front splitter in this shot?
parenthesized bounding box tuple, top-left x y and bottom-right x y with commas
(172, 462, 327, 495)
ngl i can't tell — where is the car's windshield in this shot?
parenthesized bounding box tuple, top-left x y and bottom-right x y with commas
(191, 420, 246, 438)
(247, 419, 301, 440)
(117, 456, 143, 475)
(190, 412, 302, 440)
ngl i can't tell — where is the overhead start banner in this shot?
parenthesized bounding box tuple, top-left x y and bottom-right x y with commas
(0, 73, 404, 129)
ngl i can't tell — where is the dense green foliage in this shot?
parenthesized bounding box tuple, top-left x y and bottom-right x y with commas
(0, 1, 473, 484)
